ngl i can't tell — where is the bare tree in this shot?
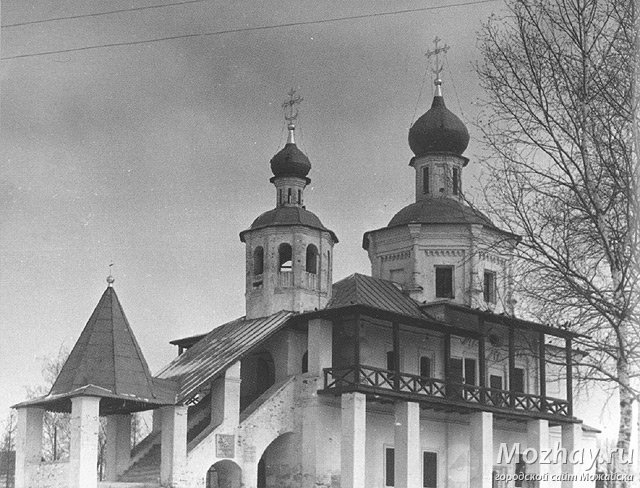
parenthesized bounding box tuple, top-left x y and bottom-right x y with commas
(26, 346, 71, 462)
(476, 0, 639, 479)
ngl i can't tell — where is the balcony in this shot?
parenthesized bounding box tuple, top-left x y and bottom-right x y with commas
(322, 364, 570, 419)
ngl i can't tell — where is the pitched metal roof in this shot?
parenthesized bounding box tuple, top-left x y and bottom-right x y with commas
(15, 286, 175, 413)
(156, 310, 293, 402)
(326, 273, 425, 319)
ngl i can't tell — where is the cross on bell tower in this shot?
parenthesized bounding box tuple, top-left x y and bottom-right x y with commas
(425, 36, 450, 96)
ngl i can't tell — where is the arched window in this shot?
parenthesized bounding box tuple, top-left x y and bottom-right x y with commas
(278, 243, 292, 271)
(301, 351, 308, 373)
(306, 244, 318, 274)
(253, 247, 264, 275)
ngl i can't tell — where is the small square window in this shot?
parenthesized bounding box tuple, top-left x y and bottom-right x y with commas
(484, 270, 497, 303)
(435, 266, 454, 298)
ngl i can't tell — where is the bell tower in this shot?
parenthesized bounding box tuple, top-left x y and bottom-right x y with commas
(363, 40, 518, 314)
(240, 90, 338, 319)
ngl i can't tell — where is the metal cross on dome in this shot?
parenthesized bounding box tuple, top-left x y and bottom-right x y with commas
(425, 36, 450, 78)
(282, 88, 303, 124)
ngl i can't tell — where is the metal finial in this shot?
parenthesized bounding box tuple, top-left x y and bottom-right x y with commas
(107, 263, 115, 287)
(425, 36, 450, 96)
(282, 88, 303, 143)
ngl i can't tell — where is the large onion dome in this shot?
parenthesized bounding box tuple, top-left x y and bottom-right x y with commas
(408, 94, 470, 157)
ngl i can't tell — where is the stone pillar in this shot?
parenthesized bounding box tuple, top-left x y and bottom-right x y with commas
(14, 407, 44, 488)
(242, 461, 259, 488)
(341, 392, 366, 488)
(394, 401, 420, 488)
(308, 318, 332, 376)
(160, 405, 188, 487)
(69, 396, 101, 488)
(211, 361, 241, 431)
(470, 412, 493, 488)
(527, 419, 550, 488)
(104, 414, 131, 481)
(561, 423, 583, 488)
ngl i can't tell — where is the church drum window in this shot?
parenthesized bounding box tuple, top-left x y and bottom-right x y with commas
(435, 266, 454, 298)
(306, 244, 318, 274)
(253, 247, 264, 276)
(422, 166, 430, 194)
(484, 270, 497, 303)
(279, 243, 293, 271)
(452, 167, 459, 195)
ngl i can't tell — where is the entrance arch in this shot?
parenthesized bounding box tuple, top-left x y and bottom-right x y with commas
(256, 432, 298, 488)
(206, 459, 241, 488)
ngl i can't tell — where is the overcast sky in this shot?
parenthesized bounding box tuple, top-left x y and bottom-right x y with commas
(0, 0, 619, 438)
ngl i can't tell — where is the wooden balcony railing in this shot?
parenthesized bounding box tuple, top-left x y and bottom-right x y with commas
(323, 365, 570, 418)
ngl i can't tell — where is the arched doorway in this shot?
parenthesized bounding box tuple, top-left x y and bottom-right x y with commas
(257, 432, 298, 488)
(206, 460, 241, 488)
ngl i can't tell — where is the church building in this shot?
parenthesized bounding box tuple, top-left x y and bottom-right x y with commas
(13, 64, 598, 488)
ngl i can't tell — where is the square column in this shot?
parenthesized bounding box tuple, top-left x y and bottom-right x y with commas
(341, 392, 366, 488)
(14, 407, 44, 488)
(470, 412, 493, 488)
(160, 405, 188, 487)
(104, 414, 131, 481)
(561, 423, 583, 488)
(308, 319, 332, 375)
(211, 361, 241, 431)
(69, 396, 101, 488)
(527, 419, 549, 488)
(394, 401, 421, 488)
(302, 398, 337, 488)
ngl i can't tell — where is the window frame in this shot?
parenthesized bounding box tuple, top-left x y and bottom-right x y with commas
(253, 246, 264, 276)
(278, 243, 293, 271)
(483, 270, 497, 304)
(305, 244, 319, 274)
(435, 266, 455, 299)
(423, 451, 438, 488)
(422, 166, 430, 194)
(452, 167, 459, 195)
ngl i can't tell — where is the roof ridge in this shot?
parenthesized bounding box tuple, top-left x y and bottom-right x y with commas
(111, 287, 158, 399)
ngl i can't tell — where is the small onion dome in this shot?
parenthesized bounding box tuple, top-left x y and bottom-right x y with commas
(408, 96, 470, 156)
(270, 143, 311, 179)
